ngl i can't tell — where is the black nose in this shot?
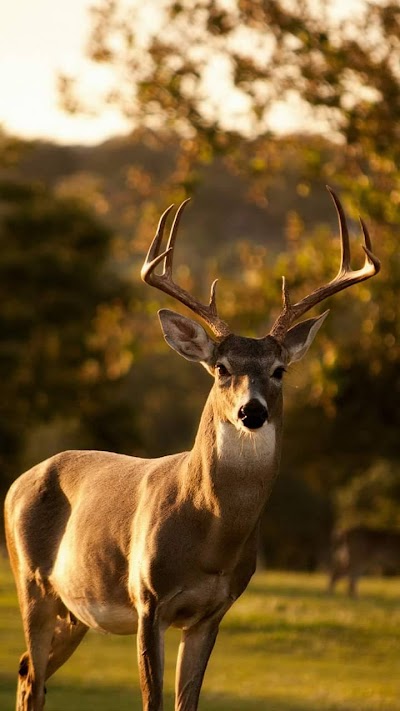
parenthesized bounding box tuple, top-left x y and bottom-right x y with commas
(238, 399, 268, 430)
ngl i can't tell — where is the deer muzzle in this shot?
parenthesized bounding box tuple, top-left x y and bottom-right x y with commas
(238, 399, 268, 430)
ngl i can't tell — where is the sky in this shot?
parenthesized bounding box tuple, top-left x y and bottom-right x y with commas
(0, 0, 363, 146)
(0, 0, 131, 145)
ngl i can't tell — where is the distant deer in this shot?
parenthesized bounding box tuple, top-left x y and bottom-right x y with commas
(5, 188, 380, 711)
(329, 525, 400, 597)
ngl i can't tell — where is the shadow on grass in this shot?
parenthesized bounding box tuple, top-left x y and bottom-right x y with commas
(246, 575, 327, 600)
(1, 674, 149, 711)
(201, 691, 351, 711)
(223, 617, 363, 637)
(247, 577, 352, 601)
(336, 589, 400, 609)
(0, 674, 355, 711)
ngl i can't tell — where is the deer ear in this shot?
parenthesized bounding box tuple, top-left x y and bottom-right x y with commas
(283, 310, 329, 364)
(158, 309, 215, 363)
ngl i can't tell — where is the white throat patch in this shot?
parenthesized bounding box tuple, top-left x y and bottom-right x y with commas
(216, 421, 276, 467)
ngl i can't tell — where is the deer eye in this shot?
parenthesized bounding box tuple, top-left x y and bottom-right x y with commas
(271, 366, 286, 381)
(216, 363, 230, 377)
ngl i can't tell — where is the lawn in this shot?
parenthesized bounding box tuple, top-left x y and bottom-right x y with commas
(1, 550, 399, 711)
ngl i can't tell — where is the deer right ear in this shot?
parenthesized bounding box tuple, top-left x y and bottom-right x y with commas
(283, 310, 329, 364)
(158, 309, 215, 364)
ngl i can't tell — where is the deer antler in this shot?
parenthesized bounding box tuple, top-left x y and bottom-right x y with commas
(141, 199, 231, 339)
(269, 187, 381, 341)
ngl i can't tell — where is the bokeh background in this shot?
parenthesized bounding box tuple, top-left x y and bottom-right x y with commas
(0, 0, 399, 569)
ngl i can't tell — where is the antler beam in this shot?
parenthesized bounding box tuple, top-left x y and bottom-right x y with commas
(141, 199, 231, 339)
(269, 187, 381, 341)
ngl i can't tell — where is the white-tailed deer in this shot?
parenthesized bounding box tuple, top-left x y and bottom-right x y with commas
(329, 525, 400, 597)
(5, 188, 380, 710)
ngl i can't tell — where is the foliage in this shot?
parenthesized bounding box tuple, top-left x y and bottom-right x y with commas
(63, 1, 399, 136)
(60, 1, 400, 201)
(0, 177, 138, 489)
(0, 128, 27, 168)
(335, 459, 400, 530)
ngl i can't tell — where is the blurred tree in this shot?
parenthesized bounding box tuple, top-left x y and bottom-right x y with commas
(0, 128, 27, 168)
(334, 460, 400, 530)
(59, 1, 400, 200)
(0, 177, 139, 492)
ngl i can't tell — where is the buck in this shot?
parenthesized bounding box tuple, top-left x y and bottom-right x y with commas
(5, 188, 379, 711)
(329, 525, 400, 597)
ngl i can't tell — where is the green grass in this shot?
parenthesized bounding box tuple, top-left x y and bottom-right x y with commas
(1, 550, 399, 710)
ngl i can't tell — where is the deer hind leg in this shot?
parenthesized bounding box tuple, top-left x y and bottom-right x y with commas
(17, 613, 88, 710)
(328, 565, 344, 593)
(45, 616, 88, 680)
(16, 588, 88, 710)
(348, 570, 360, 598)
(16, 579, 59, 711)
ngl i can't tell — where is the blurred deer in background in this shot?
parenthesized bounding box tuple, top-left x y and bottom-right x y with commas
(5, 187, 380, 711)
(329, 525, 400, 597)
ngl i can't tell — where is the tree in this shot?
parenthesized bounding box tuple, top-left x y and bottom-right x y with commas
(60, 1, 400, 196)
(0, 176, 139, 491)
(335, 460, 400, 530)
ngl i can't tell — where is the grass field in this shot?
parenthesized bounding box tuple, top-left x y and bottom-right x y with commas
(1, 551, 399, 711)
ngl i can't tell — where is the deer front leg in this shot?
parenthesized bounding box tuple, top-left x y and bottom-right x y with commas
(137, 598, 165, 711)
(175, 619, 221, 711)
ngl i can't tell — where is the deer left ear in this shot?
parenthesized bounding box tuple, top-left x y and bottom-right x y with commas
(283, 310, 329, 364)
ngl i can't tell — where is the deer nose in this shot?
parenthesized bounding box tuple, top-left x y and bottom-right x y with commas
(238, 399, 268, 430)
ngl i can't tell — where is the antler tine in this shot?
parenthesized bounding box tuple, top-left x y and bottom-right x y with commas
(164, 198, 191, 275)
(327, 186, 351, 273)
(141, 201, 231, 340)
(270, 187, 381, 341)
(360, 217, 381, 273)
(141, 204, 175, 282)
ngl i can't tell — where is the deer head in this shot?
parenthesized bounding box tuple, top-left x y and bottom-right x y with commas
(141, 188, 380, 434)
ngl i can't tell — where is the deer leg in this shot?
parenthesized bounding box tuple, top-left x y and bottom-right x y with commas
(45, 616, 88, 680)
(17, 614, 87, 710)
(16, 582, 58, 711)
(348, 571, 359, 598)
(136, 600, 165, 711)
(175, 618, 220, 711)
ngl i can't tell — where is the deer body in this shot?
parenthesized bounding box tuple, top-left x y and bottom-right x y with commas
(329, 525, 400, 597)
(5, 190, 380, 710)
(6, 335, 284, 710)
